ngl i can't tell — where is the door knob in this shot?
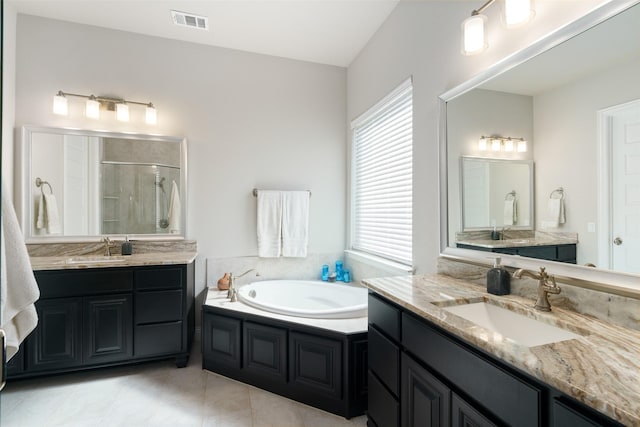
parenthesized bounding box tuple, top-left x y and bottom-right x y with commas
(613, 237, 623, 246)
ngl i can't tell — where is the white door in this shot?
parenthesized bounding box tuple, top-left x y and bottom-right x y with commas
(610, 101, 640, 273)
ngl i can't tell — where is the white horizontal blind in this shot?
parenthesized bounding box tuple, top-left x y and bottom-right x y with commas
(351, 80, 413, 265)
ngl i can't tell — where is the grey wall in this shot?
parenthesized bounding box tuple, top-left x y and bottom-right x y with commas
(347, 0, 607, 273)
(11, 14, 347, 295)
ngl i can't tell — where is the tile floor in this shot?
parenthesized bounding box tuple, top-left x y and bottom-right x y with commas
(0, 344, 368, 427)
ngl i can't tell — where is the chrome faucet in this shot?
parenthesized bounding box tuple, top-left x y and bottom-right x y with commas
(227, 269, 259, 302)
(102, 237, 114, 256)
(513, 267, 561, 312)
(500, 227, 511, 240)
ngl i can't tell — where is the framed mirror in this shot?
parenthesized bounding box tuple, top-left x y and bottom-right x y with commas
(18, 126, 187, 242)
(439, 1, 640, 293)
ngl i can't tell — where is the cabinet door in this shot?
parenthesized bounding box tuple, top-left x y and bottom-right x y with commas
(203, 312, 241, 370)
(401, 353, 450, 427)
(451, 393, 497, 427)
(28, 298, 83, 371)
(244, 322, 287, 383)
(84, 294, 133, 365)
(290, 331, 342, 398)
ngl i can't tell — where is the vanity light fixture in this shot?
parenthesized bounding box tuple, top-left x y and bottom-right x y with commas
(462, 0, 535, 55)
(52, 90, 157, 125)
(478, 135, 528, 153)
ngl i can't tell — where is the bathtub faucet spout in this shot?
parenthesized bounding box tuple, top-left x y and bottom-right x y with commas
(228, 269, 260, 302)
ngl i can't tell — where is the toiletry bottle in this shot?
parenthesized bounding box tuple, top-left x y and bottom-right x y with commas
(321, 264, 329, 281)
(487, 257, 510, 295)
(343, 270, 351, 283)
(491, 226, 500, 240)
(121, 235, 133, 256)
(335, 261, 343, 281)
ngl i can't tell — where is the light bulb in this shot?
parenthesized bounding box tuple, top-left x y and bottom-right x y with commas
(491, 139, 502, 152)
(504, 0, 534, 28)
(85, 96, 100, 119)
(53, 92, 68, 115)
(504, 139, 514, 152)
(478, 137, 488, 151)
(116, 103, 129, 122)
(462, 14, 488, 55)
(145, 103, 157, 125)
(517, 139, 528, 152)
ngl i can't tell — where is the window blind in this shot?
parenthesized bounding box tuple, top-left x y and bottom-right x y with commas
(351, 79, 413, 266)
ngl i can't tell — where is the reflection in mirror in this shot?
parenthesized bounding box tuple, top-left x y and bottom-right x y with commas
(460, 157, 533, 230)
(441, 1, 640, 281)
(21, 126, 187, 241)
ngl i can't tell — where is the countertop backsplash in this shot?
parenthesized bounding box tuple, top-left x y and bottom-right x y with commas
(437, 257, 639, 331)
(27, 239, 197, 257)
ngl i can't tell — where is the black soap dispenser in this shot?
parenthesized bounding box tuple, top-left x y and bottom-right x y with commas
(487, 257, 510, 295)
(121, 235, 133, 256)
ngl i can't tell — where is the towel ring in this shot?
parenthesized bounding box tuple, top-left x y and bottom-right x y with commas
(35, 177, 53, 195)
(550, 187, 564, 200)
(252, 188, 311, 197)
(505, 190, 516, 201)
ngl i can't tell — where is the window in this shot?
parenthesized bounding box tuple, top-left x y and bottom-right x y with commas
(350, 78, 413, 266)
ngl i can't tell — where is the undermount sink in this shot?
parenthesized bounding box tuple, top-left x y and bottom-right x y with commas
(65, 256, 127, 265)
(441, 301, 582, 347)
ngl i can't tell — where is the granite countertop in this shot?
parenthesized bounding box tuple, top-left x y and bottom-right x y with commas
(362, 274, 640, 426)
(30, 252, 197, 271)
(456, 237, 578, 249)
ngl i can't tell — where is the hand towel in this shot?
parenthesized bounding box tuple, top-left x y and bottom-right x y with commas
(1, 183, 40, 360)
(503, 199, 516, 226)
(168, 180, 181, 234)
(36, 193, 61, 234)
(282, 191, 310, 257)
(257, 190, 282, 257)
(541, 198, 566, 229)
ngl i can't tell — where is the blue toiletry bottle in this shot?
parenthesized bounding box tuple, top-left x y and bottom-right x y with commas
(321, 264, 329, 281)
(343, 270, 351, 283)
(335, 261, 343, 281)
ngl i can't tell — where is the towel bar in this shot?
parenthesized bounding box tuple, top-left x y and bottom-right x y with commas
(252, 188, 311, 197)
(35, 177, 53, 195)
(505, 190, 516, 201)
(550, 187, 564, 199)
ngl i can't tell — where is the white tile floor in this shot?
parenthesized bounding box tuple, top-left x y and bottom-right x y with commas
(0, 344, 368, 427)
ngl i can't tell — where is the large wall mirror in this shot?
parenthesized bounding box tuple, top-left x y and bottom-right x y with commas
(19, 126, 187, 242)
(440, 1, 640, 293)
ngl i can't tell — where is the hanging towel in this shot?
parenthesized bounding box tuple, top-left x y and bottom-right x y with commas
(1, 183, 40, 360)
(541, 197, 566, 229)
(168, 180, 181, 234)
(282, 191, 310, 258)
(257, 190, 282, 257)
(35, 193, 61, 234)
(503, 199, 516, 226)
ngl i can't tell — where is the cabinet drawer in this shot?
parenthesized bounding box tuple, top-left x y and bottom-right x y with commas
(134, 322, 182, 357)
(135, 268, 183, 290)
(402, 313, 541, 427)
(135, 290, 183, 324)
(368, 371, 399, 427)
(35, 269, 133, 298)
(368, 293, 401, 342)
(368, 325, 399, 397)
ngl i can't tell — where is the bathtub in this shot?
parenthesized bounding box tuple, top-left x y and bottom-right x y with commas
(236, 280, 368, 319)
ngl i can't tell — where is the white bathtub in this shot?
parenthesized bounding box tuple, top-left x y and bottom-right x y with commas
(236, 280, 368, 319)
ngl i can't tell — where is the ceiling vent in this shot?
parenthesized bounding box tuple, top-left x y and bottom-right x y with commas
(171, 10, 208, 31)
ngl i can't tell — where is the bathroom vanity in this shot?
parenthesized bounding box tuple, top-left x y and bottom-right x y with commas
(363, 274, 638, 427)
(7, 253, 195, 379)
(456, 241, 577, 264)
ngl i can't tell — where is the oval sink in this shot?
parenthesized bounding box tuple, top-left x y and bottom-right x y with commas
(66, 256, 127, 265)
(442, 302, 582, 347)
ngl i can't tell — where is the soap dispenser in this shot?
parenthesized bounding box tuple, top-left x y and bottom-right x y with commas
(487, 257, 510, 295)
(121, 235, 133, 256)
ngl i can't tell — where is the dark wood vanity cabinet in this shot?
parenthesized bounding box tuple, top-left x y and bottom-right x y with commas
(367, 293, 623, 427)
(10, 263, 194, 379)
(456, 243, 577, 264)
(202, 303, 368, 418)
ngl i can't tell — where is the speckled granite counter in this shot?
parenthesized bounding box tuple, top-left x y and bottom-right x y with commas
(362, 274, 640, 426)
(30, 252, 197, 271)
(456, 237, 577, 249)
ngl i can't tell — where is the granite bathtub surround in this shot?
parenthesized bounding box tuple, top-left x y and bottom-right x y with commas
(27, 239, 197, 257)
(437, 257, 640, 331)
(362, 273, 640, 426)
(455, 230, 578, 248)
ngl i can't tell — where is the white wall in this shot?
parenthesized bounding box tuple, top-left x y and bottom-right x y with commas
(347, 0, 608, 273)
(534, 56, 640, 265)
(12, 15, 347, 295)
(2, 1, 17, 199)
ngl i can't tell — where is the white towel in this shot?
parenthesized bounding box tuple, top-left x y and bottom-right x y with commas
(282, 191, 309, 258)
(541, 198, 566, 229)
(36, 193, 61, 234)
(503, 199, 516, 226)
(168, 180, 181, 234)
(1, 183, 40, 360)
(257, 190, 282, 257)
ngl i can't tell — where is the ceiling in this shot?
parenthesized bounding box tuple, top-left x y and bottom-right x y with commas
(10, 0, 401, 67)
